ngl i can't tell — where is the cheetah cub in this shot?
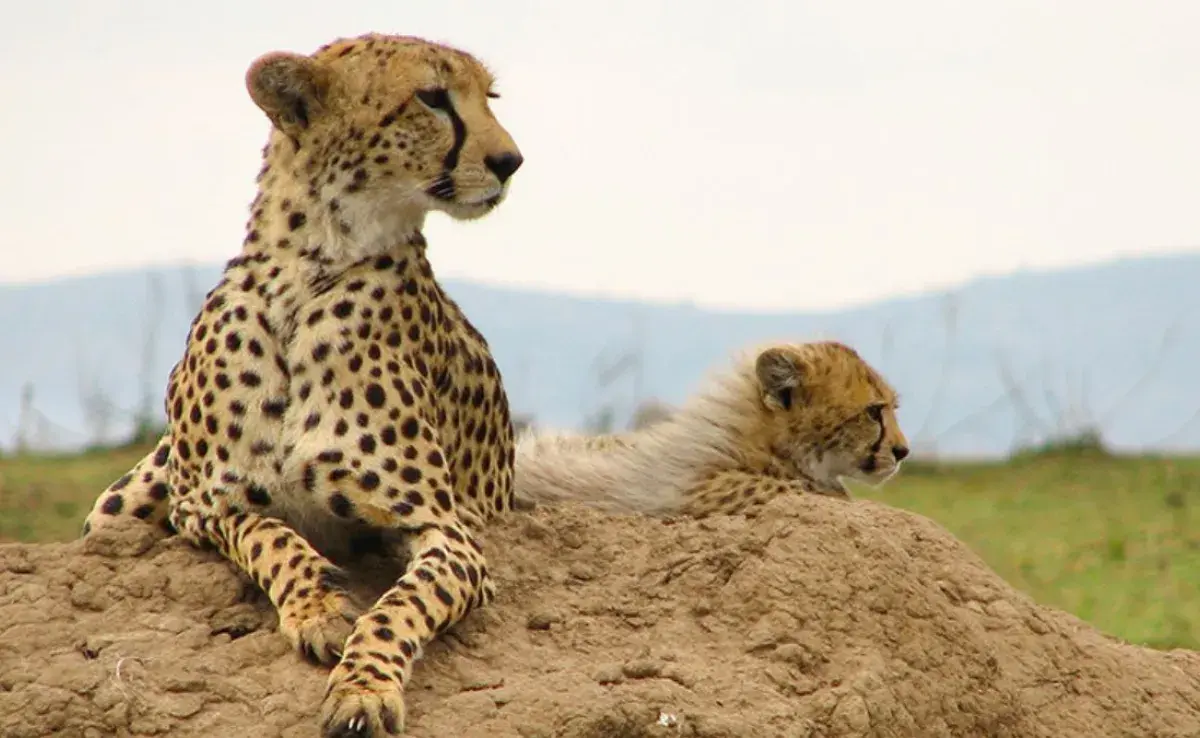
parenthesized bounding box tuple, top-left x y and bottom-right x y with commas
(515, 340, 910, 517)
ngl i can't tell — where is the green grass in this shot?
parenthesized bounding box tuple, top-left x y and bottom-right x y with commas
(0, 445, 151, 543)
(2, 444, 1198, 650)
(857, 450, 1200, 651)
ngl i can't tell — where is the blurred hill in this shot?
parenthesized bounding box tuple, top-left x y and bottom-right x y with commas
(1, 251, 1197, 458)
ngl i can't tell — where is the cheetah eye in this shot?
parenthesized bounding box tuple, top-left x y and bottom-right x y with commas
(775, 386, 793, 411)
(866, 404, 884, 422)
(416, 87, 452, 110)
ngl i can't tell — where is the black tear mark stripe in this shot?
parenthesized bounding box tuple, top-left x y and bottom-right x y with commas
(418, 88, 467, 201)
(442, 96, 467, 172)
(870, 416, 886, 454)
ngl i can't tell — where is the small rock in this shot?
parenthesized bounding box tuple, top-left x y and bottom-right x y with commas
(460, 672, 505, 691)
(162, 674, 208, 693)
(770, 643, 823, 672)
(103, 703, 129, 730)
(559, 531, 584, 549)
(526, 612, 559, 630)
(623, 659, 663, 679)
(831, 694, 871, 732)
(661, 664, 697, 689)
(521, 518, 552, 540)
(209, 604, 268, 639)
(568, 563, 596, 581)
(161, 692, 206, 719)
(3, 554, 35, 574)
(1026, 615, 1051, 634)
(81, 524, 162, 559)
(69, 582, 111, 612)
(490, 686, 518, 705)
(986, 599, 1019, 619)
(261, 694, 294, 714)
(593, 663, 625, 685)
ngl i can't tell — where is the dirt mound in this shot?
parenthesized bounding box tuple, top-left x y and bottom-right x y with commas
(3, 495, 1200, 738)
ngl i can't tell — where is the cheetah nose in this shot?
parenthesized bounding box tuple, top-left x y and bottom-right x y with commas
(484, 152, 524, 184)
(892, 445, 910, 462)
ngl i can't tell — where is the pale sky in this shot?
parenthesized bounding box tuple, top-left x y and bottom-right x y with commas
(3, 1, 1199, 311)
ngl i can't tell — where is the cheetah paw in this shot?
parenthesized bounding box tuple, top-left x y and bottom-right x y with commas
(280, 588, 361, 666)
(319, 681, 405, 737)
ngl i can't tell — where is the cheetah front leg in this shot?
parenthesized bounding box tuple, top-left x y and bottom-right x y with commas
(682, 469, 849, 518)
(169, 494, 362, 665)
(321, 520, 490, 737)
(297, 420, 493, 737)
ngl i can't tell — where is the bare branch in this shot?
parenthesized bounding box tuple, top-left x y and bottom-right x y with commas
(994, 349, 1051, 447)
(1100, 308, 1191, 427)
(914, 291, 960, 444)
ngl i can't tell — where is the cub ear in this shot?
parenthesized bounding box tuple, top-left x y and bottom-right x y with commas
(755, 347, 804, 411)
(245, 51, 332, 138)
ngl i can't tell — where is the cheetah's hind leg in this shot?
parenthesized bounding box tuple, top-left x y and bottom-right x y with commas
(81, 434, 175, 537)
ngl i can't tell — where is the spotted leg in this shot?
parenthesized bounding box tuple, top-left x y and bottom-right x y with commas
(169, 493, 361, 665)
(682, 469, 849, 519)
(298, 417, 492, 738)
(81, 435, 175, 537)
(320, 520, 490, 737)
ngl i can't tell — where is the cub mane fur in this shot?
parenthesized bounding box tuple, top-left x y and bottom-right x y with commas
(514, 349, 766, 515)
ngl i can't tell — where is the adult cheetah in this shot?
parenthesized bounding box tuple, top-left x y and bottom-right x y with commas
(515, 340, 910, 516)
(82, 33, 523, 737)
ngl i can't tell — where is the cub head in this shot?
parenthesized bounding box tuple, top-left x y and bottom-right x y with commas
(753, 341, 909, 494)
(244, 33, 523, 251)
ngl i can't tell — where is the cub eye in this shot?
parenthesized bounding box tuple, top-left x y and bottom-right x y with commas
(416, 87, 452, 109)
(866, 404, 884, 422)
(486, 90, 500, 99)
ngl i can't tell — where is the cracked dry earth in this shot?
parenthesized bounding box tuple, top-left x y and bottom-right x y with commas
(3, 494, 1200, 738)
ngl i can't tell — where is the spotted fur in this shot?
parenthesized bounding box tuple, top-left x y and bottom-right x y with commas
(515, 341, 910, 517)
(80, 33, 524, 738)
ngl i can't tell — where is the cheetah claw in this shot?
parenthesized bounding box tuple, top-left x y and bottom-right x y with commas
(300, 636, 344, 666)
(320, 682, 405, 737)
(291, 608, 357, 666)
(282, 587, 361, 667)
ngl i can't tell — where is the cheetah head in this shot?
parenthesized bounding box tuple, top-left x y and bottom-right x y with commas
(753, 341, 909, 495)
(245, 33, 523, 254)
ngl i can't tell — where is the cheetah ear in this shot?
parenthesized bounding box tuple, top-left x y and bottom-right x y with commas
(755, 347, 804, 412)
(245, 51, 333, 138)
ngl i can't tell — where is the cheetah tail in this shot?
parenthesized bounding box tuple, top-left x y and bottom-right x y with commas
(512, 427, 684, 516)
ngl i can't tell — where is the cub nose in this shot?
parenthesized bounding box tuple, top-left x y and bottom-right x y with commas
(892, 445, 910, 462)
(484, 152, 524, 184)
